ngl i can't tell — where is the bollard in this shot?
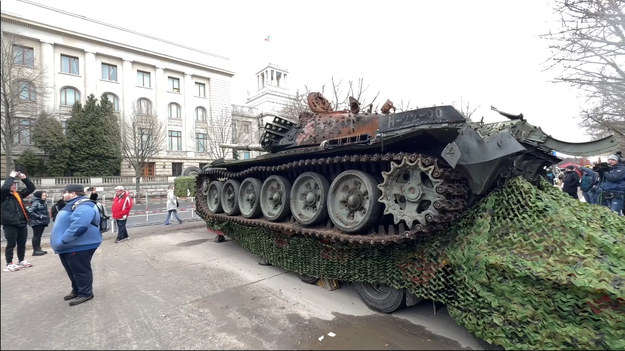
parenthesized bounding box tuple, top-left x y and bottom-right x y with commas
(145, 190, 149, 223)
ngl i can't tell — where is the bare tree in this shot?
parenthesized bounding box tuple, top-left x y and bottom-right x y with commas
(542, 0, 625, 149)
(121, 105, 166, 199)
(204, 108, 241, 160)
(1, 32, 49, 175)
(279, 77, 382, 120)
(451, 97, 479, 121)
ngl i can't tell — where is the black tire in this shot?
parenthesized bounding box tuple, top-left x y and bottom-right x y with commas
(297, 274, 319, 284)
(182, 166, 202, 176)
(353, 281, 406, 313)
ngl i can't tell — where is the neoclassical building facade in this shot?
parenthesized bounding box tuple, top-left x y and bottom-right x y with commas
(1, 0, 234, 176)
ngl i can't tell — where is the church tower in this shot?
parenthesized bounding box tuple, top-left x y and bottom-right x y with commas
(245, 63, 294, 113)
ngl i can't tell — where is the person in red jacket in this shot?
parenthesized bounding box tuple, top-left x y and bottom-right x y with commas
(111, 186, 133, 243)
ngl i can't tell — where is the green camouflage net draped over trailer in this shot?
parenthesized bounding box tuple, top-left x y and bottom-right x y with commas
(205, 177, 625, 350)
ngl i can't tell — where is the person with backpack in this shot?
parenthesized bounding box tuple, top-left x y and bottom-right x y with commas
(50, 184, 102, 306)
(579, 166, 600, 204)
(27, 191, 51, 256)
(163, 185, 183, 225)
(112, 185, 133, 243)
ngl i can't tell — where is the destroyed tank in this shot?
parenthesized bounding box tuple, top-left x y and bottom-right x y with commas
(195, 92, 616, 245)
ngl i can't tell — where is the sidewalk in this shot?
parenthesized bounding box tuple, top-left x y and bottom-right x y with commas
(1, 221, 481, 350)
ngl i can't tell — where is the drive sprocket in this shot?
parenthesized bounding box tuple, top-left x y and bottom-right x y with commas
(377, 156, 446, 228)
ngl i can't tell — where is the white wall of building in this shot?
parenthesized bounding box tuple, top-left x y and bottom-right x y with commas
(1, 0, 233, 176)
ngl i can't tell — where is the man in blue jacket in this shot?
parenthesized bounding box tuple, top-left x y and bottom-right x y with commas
(598, 154, 625, 215)
(50, 184, 102, 306)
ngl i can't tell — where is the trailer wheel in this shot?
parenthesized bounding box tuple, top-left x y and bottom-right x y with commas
(297, 273, 318, 284)
(353, 281, 406, 313)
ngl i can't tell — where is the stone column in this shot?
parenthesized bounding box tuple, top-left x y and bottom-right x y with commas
(84, 51, 97, 96)
(121, 59, 134, 120)
(39, 41, 55, 112)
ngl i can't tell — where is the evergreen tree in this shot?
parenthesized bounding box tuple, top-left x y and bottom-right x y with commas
(66, 94, 121, 175)
(32, 112, 69, 176)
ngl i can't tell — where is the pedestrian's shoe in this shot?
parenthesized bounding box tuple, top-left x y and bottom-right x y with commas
(178, 220, 184, 224)
(163, 223, 171, 225)
(17, 260, 33, 268)
(33, 250, 48, 256)
(69, 294, 94, 306)
(64, 292, 78, 300)
(3, 263, 20, 272)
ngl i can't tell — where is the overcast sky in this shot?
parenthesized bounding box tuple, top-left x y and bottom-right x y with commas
(36, 0, 591, 142)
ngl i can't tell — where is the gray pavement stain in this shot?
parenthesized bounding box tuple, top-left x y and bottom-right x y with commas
(186, 282, 473, 350)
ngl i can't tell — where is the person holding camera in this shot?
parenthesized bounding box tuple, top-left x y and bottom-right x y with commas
(598, 154, 625, 215)
(1, 170, 36, 272)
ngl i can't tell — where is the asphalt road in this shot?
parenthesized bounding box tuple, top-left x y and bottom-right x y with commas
(1, 221, 487, 350)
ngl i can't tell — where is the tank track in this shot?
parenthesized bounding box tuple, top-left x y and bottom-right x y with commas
(196, 152, 470, 246)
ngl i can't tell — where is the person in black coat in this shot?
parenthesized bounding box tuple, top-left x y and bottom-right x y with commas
(51, 198, 66, 221)
(28, 191, 50, 256)
(562, 165, 581, 199)
(1, 170, 36, 271)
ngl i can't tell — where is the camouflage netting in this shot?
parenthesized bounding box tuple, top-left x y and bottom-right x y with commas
(206, 177, 624, 350)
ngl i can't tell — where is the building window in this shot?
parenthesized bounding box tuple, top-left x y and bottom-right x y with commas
(195, 107, 207, 122)
(104, 93, 119, 111)
(60, 87, 80, 106)
(101, 63, 117, 81)
(168, 103, 181, 119)
(137, 98, 152, 115)
(243, 151, 251, 160)
(168, 130, 182, 151)
(241, 121, 251, 135)
(172, 162, 183, 176)
(13, 45, 34, 67)
(18, 81, 36, 101)
(61, 120, 68, 135)
(195, 82, 205, 97)
(140, 128, 154, 148)
(196, 132, 207, 152)
(61, 54, 79, 75)
(137, 70, 151, 88)
(169, 77, 180, 93)
(14, 119, 33, 145)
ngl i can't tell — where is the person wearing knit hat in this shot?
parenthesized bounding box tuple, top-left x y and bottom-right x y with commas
(1, 170, 36, 272)
(50, 183, 102, 306)
(597, 154, 625, 215)
(28, 190, 51, 256)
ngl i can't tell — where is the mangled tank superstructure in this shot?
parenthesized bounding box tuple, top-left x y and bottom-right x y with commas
(195, 93, 616, 245)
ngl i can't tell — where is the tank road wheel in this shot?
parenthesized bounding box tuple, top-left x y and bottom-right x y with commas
(378, 157, 446, 228)
(221, 179, 241, 215)
(238, 178, 263, 218)
(207, 181, 224, 214)
(260, 175, 292, 221)
(353, 281, 406, 313)
(327, 170, 381, 233)
(290, 172, 330, 226)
